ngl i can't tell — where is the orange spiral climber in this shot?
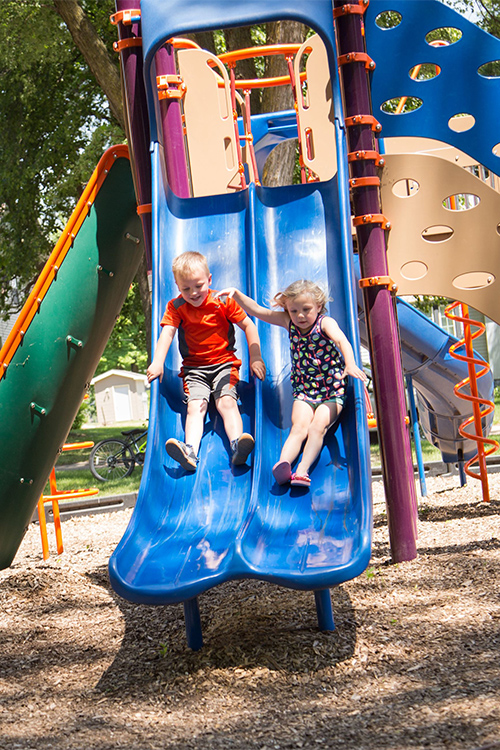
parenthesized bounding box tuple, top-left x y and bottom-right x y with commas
(445, 301, 498, 502)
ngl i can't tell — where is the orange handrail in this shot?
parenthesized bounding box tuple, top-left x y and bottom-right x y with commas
(218, 44, 302, 64)
(37, 440, 99, 560)
(0, 144, 130, 381)
(445, 302, 498, 502)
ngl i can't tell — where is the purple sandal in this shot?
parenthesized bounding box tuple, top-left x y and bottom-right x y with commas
(272, 460, 292, 485)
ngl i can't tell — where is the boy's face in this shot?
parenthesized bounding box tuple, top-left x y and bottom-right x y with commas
(175, 268, 212, 307)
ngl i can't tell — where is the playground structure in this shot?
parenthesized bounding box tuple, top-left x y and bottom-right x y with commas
(2, 0, 500, 647)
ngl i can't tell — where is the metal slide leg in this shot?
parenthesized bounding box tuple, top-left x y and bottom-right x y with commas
(183, 597, 203, 650)
(314, 589, 335, 632)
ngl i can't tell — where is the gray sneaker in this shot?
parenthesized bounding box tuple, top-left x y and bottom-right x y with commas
(230, 433, 255, 465)
(165, 439, 198, 471)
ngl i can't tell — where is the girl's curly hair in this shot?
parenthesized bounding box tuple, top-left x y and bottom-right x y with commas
(272, 279, 329, 314)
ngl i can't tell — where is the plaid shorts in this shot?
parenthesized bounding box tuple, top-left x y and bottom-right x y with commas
(182, 361, 240, 403)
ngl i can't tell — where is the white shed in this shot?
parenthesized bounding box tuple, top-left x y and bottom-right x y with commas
(91, 369, 148, 425)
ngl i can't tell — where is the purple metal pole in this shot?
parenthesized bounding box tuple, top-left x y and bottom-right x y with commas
(334, 0, 417, 562)
(114, 0, 153, 268)
(155, 45, 191, 198)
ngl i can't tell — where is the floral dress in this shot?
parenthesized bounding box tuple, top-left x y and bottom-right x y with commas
(289, 314, 346, 406)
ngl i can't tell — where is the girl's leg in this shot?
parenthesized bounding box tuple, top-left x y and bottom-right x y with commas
(279, 400, 315, 465)
(295, 402, 342, 477)
(185, 398, 209, 455)
(215, 394, 243, 443)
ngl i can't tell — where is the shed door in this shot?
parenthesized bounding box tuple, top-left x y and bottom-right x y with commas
(113, 385, 131, 422)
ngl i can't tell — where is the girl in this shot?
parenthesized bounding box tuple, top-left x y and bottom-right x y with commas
(217, 280, 366, 487)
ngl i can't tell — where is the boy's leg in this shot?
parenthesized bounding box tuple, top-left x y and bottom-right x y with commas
(213, 363, 254, 465)
(294, 401, 342, 477)
(185, 398, 209, 455)
(215, 394, 243, 443)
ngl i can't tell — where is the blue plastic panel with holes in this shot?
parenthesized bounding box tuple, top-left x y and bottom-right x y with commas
(365, 0, 500, 176)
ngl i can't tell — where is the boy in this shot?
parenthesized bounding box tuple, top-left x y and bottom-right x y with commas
(146, 251, 266, 470)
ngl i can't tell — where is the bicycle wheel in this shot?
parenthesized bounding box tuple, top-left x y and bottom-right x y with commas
(89, 439, 135, 481)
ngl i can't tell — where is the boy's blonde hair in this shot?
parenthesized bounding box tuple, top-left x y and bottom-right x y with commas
(272, 279, 329, 314)
(172, 251, 210, 280)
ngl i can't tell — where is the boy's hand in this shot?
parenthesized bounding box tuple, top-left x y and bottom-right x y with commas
(250, 357, 266, 380)
(146, 362, 164, 383)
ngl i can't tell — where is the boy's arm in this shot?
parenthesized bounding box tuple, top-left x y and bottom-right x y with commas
(146, 325, 176, 383)
(237, 316, 266, 380)
(216, 288, 288, 328)
(321, 317, 367, 382)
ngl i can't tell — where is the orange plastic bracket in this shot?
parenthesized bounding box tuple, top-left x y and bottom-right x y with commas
(157, 74, 186, 100)
(137, 203, 152, 215)
(348, 149, 385, 167)
(349, 176, 381, 188)
(354, 214, 391, 230)
(110, 9, 141, 26)
(333, 0, 369, 19)
(338, 52, 375, 70)
(345, 114, 381, 132)
(113, 37, 142, 52)
(359, 275, 397, 290)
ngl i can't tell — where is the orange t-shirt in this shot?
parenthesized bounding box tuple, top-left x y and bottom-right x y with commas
(161, 290, 247, 368)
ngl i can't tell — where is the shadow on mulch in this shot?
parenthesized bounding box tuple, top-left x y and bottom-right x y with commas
(88, 566, 358, 697)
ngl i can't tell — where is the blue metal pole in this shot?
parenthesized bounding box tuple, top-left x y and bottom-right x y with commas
(314, 590, 335, 632)
(184, 597, 203, 650)
(407, 375, 427, 497)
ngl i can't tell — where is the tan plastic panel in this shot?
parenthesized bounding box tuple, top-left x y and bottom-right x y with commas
(294, 34, 337, 181)
(177, 48, 241, 197)
(381, 152, 500, 325)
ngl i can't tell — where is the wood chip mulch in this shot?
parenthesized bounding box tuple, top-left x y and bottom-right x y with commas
(1, 473, 499, 750)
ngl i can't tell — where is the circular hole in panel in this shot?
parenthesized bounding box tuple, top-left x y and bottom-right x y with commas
(493, 143, 500, 157)
(409, 63, 441, 80)
(453, 272, 495, 290)
(375, 11, 402, 29)
(478, 60, 500, 78)
(497, 224, 500, 235)
(443, 193, 480, 210)
(448, 114, 475, 132)
(381, 97, 423, 114)
(425, 27, 462, 45)
(400, 261, 428, 280)
(422, 225, 454, 242)
(392, 178, 420, 197)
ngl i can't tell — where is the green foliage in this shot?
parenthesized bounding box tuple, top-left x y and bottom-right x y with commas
(410, 295, 451, 316)
(96, 282, 147, 375)
(0, 0, 124, 318)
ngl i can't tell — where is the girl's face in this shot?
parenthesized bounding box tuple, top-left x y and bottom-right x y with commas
(286, 293, 322, 331)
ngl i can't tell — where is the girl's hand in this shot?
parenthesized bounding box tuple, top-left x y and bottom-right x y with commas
(250, 356, 266, 381)
(214, 287, 238, 301)
(342, 363, 367, 382)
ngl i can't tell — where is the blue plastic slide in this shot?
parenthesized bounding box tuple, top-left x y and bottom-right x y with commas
(109, 146, 372, 607)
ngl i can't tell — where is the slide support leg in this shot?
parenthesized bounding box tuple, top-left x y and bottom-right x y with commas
(183, 597, 203, 650)
(314, 589, 335, 632)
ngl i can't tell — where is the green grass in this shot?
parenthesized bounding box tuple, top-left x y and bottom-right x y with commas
(47, 422, 147, 500)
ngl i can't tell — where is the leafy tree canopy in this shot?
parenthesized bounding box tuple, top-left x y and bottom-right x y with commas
(0, 0, 122, 318)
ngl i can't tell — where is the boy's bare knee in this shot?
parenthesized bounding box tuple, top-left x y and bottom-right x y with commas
(216, 395, 238, 414)
(187, 399, 208, 417)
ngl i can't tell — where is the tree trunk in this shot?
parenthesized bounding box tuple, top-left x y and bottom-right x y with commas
(262, 21, 306, 186)
(53, 0, 125, 129)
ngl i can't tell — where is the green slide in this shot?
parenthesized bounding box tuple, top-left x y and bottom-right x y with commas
(0, 146, 144, 569)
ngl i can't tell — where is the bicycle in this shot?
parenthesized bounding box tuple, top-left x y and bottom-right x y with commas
(89, 427, 148, 481)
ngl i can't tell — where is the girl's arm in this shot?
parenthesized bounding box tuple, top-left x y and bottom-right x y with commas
(216, 288, 289, 328)
(146, 324, 176, 383)
(321, 317, 367, 381)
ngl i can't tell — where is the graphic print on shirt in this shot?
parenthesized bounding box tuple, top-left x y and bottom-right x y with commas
(289, 314, 346, 404)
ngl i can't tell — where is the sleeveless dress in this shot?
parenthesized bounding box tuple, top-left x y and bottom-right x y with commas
(289, 314, 346, 406)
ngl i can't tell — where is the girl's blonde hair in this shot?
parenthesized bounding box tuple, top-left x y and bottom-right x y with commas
(172, 251, 210, 280)
(272, 279, 329, 314)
